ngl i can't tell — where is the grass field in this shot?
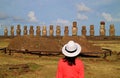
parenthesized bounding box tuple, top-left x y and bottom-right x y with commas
(0, 38, 120, 78)
(0, 53, 119, 78)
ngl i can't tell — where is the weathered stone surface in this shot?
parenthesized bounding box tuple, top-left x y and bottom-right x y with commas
(72, 22, 78, 36)
(109, 24, 115, 36)
(64, 26, 69, 36)
(8, 36, 61, 52)
(56, 26, 61, 36)
(36, 26, 41, 36)
(29, 26, 34, 36)
(61, 36, 102, 53)
(7, 35, 102, 54)
(81, 26, 87, 36)
(42, 26, 47, 36)
(10, 26, 14, 37)
(4, 27, 8, 37)
(16, 24, 21, 36)
(49, 25, 54, 36)
(90, 25, 94, 36)
(23, 26, 28, 35)
(100, 21, 106, 36)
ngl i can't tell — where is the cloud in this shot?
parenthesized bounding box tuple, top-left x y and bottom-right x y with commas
(76, 3, 92, 12)
(27, 11, 38, 22)
(53, 19, 71, 26)
(0, 12, 9, 20)
(101, 12, 112, 22)
(76, 3, 91, 21)
(77, 13, 88, 20)
(13, 16, 25, 22)
(102, 12, 120, 22)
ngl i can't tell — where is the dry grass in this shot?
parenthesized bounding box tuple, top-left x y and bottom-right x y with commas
(89, 40, 120, 53)
(0, 52, 119, 78)
(0, 39, 120, 78)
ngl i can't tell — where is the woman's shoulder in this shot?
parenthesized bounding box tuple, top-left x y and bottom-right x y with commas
(76, 58, 84, 64)
(58, 58, 64, 62)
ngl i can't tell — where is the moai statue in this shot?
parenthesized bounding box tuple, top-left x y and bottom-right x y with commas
(4, 27, 8, 37)
(10, 26, 14, 37)
(23, 26, 28, 35)
(64, 26, 69, 36)
(29, 26, 34, 36)
(100, 21, 106, 36)
(16, 24, 21, 36)
(36, 26, 41, 36)
(90, 25, 94, 36)
(72, 21, 78, 36)
(109, 24, 115, 36)
(42, 26, 47, 36)
(81, 26, 87, 36)
(56, 26, 61, 36)
(49, 25, 54, 36)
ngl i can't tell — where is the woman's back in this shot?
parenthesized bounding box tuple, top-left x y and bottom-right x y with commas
(56, 58, 84, 78)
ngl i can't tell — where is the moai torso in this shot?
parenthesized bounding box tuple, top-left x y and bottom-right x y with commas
(29, 26, 34, 36)
(81, 26, 87, 36)
(4, 27, 8, 37)
(49, 25, 54, 36)
(90, 25, 94, 36)
(10, 26, 14, 37)
(72, 22, 78, 36)
(64, 26, 69, 36)
(109, 24, 115, 36)
(56, 26, 61, 36)
(36, 26, 41, 36)
(100, 21, 106, 36)
(16, 25, 21, 36)
(23, 26, 28, 35)
(42, 26, 47, 36)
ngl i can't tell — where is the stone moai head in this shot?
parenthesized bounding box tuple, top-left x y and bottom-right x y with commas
(81, 26, 87, 36)
(10, 26, 14, 37)
(29, 26, 34, 36)
(90, 25, 94, 36)
(42, 26, 47, 36)
(16, 24, 21, 36)
(72, 21, 78, 36)
(73, 21, 77, 27)
(100, 21, 106, 36)
(4, 27, 8, 37)
(56, 26, 61, 36)
(36, 26, 41, 36)
(17, 24, 20, 29)
(49, 25, 54, 36)
(23, 26, 27, 35)
(109, 24, 115, 36)
(64, 26, 69, 36)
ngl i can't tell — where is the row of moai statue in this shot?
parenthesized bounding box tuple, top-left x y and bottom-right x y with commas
(4, 21, 115, 37)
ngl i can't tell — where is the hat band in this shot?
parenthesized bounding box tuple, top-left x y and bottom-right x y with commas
(65, 47, 77, 53)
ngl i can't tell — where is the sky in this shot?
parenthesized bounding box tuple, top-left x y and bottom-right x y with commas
(0, 0, 120, 36)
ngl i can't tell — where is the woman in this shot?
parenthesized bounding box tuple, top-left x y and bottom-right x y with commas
(56, 40, 84, 78)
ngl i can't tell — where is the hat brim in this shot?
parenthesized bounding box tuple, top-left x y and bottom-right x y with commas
(62, 43, 81, 57)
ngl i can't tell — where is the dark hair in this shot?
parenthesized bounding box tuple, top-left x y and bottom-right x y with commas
(63, 56, 77, 66)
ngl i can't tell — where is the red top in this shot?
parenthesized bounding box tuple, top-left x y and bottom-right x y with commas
(56, 58, 84, 78)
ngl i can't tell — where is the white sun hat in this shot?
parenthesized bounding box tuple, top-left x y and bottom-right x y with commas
(62, 40, 81, 57)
